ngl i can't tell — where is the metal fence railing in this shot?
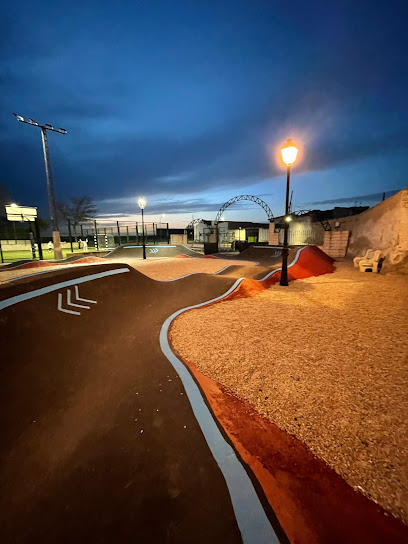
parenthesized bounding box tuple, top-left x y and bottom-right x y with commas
(0, 221, 170, 262)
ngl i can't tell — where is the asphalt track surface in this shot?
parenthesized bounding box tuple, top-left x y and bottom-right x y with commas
(106, 243, 203, 259)
(0, 247, 297, 544)
(1, 246, 407, 544)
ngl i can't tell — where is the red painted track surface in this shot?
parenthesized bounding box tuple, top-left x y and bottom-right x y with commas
(0, 246, 406, 543)
(3, 256, 107, 271)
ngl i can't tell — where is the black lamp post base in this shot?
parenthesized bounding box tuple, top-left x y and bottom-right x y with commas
(280, 246, 289, 286)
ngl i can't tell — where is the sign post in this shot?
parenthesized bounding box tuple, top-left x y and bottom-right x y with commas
(5, 205, 38, 260)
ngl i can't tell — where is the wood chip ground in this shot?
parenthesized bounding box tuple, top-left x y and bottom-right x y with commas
(171, 262, 408, 524)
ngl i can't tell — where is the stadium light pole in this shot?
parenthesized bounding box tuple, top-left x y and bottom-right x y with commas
(138, 197, 147, 259)
(13, 113, 67, 260)
(280, 139, 298, 286)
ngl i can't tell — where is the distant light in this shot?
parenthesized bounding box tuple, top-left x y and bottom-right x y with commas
(281, 139, 298, 166)
(10, 202, 18, 207)
(138, 197, 146, 210)
(285, 215, 292, 222)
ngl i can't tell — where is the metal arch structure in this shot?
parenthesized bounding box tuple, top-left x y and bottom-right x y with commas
(186, 218, 210, 229)
(215, 195, 274, 224)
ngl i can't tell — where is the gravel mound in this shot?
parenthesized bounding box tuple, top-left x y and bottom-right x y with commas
(171, 262, 408, 524)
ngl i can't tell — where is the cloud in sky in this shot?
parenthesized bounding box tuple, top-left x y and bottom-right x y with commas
(1, 0, 407, 226)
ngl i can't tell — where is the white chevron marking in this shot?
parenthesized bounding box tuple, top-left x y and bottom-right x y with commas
(57, 292, 80, 315)
(67, 289, 90, 309)
(74, 285, 97, 304)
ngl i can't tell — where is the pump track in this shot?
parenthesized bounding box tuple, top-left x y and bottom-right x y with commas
(0, 245, 407, 544)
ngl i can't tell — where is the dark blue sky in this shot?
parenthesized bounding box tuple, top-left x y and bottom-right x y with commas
(1, 0, 407, 225)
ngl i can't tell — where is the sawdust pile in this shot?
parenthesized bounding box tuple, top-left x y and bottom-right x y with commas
(171, 262, 408, 523)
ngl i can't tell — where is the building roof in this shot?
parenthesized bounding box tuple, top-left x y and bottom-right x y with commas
(275, 206, 369, 222)
(221, 221, 270, 229)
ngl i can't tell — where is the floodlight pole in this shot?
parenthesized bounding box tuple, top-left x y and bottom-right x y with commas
(40, 128, 59, 232)
(13, 114, 66, 259)
(39, 127, 63, 259)
(280, 165, 291, 287)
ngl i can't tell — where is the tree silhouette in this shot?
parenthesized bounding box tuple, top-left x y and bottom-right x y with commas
(57, 196, 97, 241)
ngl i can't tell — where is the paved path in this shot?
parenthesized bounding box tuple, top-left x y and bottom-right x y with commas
(0, 257, 288, 544)
(106, 243, 203, 259)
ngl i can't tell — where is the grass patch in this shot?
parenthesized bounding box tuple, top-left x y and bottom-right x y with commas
(1, 247, 99, 262)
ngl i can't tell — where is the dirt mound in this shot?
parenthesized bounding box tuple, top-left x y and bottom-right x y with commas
(0, 260, 32, 270)
(382, 250, 408, 275)
(5, 261, 57, 271)
(216, 246, 335, 301)
(68, 256, 107, 265)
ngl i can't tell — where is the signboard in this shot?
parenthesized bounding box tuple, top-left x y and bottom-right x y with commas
(5, 205, 37, 222)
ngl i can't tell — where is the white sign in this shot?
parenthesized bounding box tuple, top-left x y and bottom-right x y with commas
(5, 205, 37, 222)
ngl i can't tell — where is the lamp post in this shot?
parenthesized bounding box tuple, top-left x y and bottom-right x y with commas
(280, 139, 298, 286)
(13, 113, 67, 260)
(138, 197, 147, 259)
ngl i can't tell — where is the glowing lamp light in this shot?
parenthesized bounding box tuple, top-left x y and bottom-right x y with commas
(10, 202, 18, 207)
(285, 216, 292, 222)
(280, 139, 298, 166)
(138, 197, 146, 210)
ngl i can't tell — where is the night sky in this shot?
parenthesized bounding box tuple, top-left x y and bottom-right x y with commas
(1, 0, 407, 226)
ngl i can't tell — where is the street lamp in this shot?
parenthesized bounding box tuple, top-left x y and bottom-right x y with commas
(13, 113, 67, 260)
(280, 138, 298, 286)
(138, 197, 147, 259)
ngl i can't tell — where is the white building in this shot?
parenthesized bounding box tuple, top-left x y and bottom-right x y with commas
(193, 220, 270, 249)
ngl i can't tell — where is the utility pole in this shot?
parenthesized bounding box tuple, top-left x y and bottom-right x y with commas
(13, 113, 67, 259)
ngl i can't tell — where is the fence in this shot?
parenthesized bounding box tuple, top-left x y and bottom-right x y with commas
(0, 221, 170, 262)
(76, 221, 170, 249)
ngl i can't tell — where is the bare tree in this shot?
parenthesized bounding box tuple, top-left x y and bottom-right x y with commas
(57, 196, 97, 243)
